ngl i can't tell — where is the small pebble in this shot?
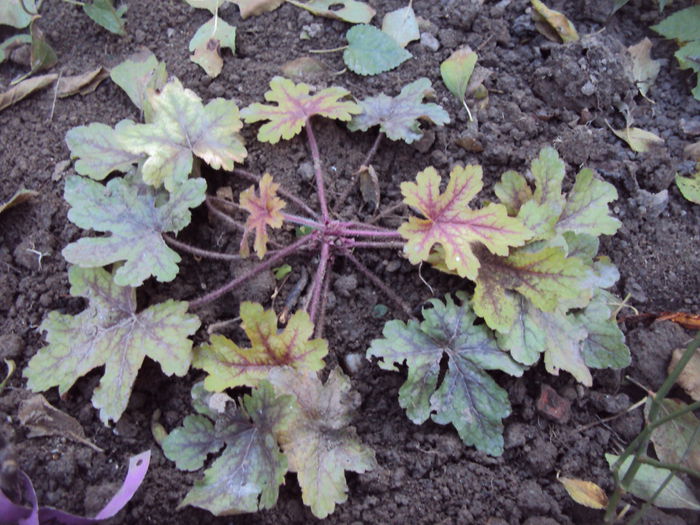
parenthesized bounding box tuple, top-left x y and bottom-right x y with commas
(420, 33, 440, 52)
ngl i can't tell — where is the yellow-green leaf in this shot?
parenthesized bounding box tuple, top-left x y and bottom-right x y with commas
(531, 0, 579, 43)
(241, 76, 360, 143)
(194, 302, 327, 391)
(189, 16, 236, 78)
(440, 47, 478, 103)
(611, 126, 664, 153)
(676, 169, 700, 204)
(558, 477, 608, 509)
(399, 165, 531, 280)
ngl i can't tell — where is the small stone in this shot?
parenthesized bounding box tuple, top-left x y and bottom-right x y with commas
(301, 23, 323, 39)
(385, 260, 401, 273)
(581, 80, 596, 96)
(420, 33, 440, 52)
(0, 334, 23, 360)
(412, 130, 435, 153)
(536, 384, 571, 424)
(590, 392, 630, 414)
(635, 189, 668, 219)
(134, 29, 146, 44)
(297, 161, 314, 181)
(430, 149, 448, 167)
(166, 27, 175, 38)
(343, 353, 365, 375)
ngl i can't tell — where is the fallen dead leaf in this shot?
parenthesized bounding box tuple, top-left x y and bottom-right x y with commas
(232, 0, 284, 19)
(610, 124, 664, 153)
(558, 476, 608, 509)
(0, 188, 39, 214)
(57, 66, 109, 97)
(658, 312, 700, 330)
(684, 141, 700, 161)
(18, 394, 103, 452)
(531, 0, 579, 43)
(628, 38, 661, 98)
(669, 347, 700, 401)
(358, 164, 380, 212)
(0, 73, 57, 112)
(647, 398, 700, 472)
(280, 56, 327, 82)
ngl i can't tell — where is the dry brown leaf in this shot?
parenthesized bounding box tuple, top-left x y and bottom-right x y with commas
(358, 164, 380, 212)
(558, 476, 608, 509)
(0, 188, 38, 214)
(0, 73, 57, 112)
(628, 38, 661, 98)
(57, 66, 109, 98)
(658, 312, 700, 330)
(611, 125, 664, 153)
(669, 347, 700, 401)
(232, 0, 284, 19)
(18, 394, 103, 452)
(647, 398, 700, 472)
(684, 141, 700, 161)
(280, 56, 327, 82)
(531, 0, 579, 43)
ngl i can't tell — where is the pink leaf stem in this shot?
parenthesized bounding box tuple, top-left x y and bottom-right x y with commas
(336, 228, 403, 238)
(341, 249, 415, 319)
(188, 235, 314, 309)
(283, 213, 323, 229)
(305, 120, 330, 222)
(163, 234, 243, 261)
(345, 240, 405, 250)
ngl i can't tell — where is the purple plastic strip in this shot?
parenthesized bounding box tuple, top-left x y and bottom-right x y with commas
(0, 450, 150, 525)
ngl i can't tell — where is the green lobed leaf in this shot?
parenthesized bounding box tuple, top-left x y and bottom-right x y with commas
(399, 165, 531, 280)
(194, 302, 327, 391)
(179, 382, 293, 515)
(288, 0, 375, 24)
(472, 245, 587, 333)
(24, 266, 200, 424)
(676, 170, 700, 204)
(65, 120, 141, 180)
(493, 170, 533, 216)
(367, 294, 524, 456)
(347, 78, 450, 144)
(606, 454, 700, 510)
(109, 49, 168, 118)
(119, 78, 247, 191)
(189, 16, 236, 78)
(381, 5, 419, 47)
(162, 414, 223, 471)
(241, 76, 360, 144)
(574, 290, 630, 370)
(82, 0, 128, 36)
(0, 0, 36, 28)
(651, 6, 700, 42)
(555, 168, 621, 236)
(268, 367, 377, 518)
(343, 24, 412, 76)
(62, 174, 206, 287)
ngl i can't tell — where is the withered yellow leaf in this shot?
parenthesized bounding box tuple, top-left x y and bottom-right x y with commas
(558, 476, 608, 509)
(531, 0, 579, 43)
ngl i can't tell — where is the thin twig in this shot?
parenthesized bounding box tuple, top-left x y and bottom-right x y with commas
(308, 242, 330, 325)
(369, 201, 406, 225)
(575, 397, 646, 433)
(346, 241, 405, 250)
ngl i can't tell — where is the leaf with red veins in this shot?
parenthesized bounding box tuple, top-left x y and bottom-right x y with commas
(399, 165, 531, 280)
(193, 302, 328, 391)
(240, 76, 361, 144)
(239, 173, 286, 258)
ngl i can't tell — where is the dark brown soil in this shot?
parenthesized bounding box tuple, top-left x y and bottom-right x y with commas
(1, 0, 699, 524)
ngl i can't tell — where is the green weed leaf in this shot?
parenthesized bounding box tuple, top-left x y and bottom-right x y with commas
(676, 169, 700, 204)
(268, 367, 376, 518)
(109, 49, 167, 118)
(194, 302, 327, 391)
(119, 78, 246, 190)
(399, 164, 531, 280)
(61, 174, 206, 287)
(0, 0, 36, 28)
(343, 24, 411, 76)
(347, 78, 449, 143)
(651, 5, 700, 42)
(241, 76, 360, 143)
(606, 454, 700, 510)
(189, 16, 236, 78)
(440, 47, 478, 103)
(288, 0, 375, 23)
(172, 382, 293, 515)
(24, 266, 199, 424)
(82, 0, 127, 36)
(65, 120, 141, 180)
(367, 294, 523, 456)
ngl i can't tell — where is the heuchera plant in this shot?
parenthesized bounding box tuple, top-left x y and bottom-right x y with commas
(22, 46, 630, 517)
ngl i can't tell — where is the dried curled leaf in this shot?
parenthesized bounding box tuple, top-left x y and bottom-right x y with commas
(367, 294, 524, 456)
(119, 78, 247, 190)
(194, 302, 327, 391)
(669, 346, 700, 400)
(611, 126, 664, 153)
(343, 24, 412, 76)
(288, 0, 375, 24)
(269, 367, 377, 518)
(24, 266, 200, 424)
(531, 0, 579, 43)
(347, 78, 449, 144)
(628, 38, 661, 97)
(61, 174, 206, 287)
(241, 76, 360, 143)
(165, 382, 293, 515)
(232, 0, 284, 18)
(0, 73, 57, 112)
(189, 16, 236, 78)
(0, 188, 38, 215)
(239, 173, 286, 258)
(399, 164, 531, 280)
(558, 477, 608, 509)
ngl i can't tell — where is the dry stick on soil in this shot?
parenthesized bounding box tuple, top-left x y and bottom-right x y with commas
(575, 397, 646, 433)
(369, 201, 407, 225)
